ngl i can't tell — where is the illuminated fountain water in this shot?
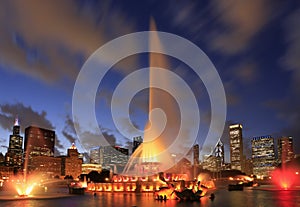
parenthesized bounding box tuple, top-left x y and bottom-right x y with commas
(123, 19, 181, 176)
(272, 168, 298, 190)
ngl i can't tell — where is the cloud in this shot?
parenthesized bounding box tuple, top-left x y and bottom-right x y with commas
(0, 0, 137, 84)
(264, 96, 300, 154)
(0, 102, 65, 154)
(281, 8, 300, 89)
(209, 0, 274, 54)
(232, 62, 259, 84)
(0, 102, 54, 131)
(62, 115, 77, 145)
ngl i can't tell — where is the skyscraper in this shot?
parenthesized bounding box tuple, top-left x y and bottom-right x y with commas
(132, 136, 143, 154)
(100, 145, 129, 173)
(5, 117, 23, 169)
(214, 140, 225, 165)
(90, 146, 101, 164)
(24, 126, 55, 170)
(193, 144, 199, 166)
(229, 124, 244, 171)
(278, 136, 294, 164)
(252, 135, 276, 178)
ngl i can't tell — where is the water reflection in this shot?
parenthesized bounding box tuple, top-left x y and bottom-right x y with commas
(1, 188, 300, 207)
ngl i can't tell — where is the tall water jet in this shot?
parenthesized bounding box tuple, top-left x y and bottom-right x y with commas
(123, 19, 182, 176)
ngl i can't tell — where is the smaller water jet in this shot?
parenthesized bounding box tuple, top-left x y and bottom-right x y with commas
(271, 168, 298, 190)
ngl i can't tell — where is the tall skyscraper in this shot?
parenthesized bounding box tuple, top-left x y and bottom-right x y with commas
(132, 136, 143, 154)
(229, 124, 244, 171)
(252, 135, 276, 178)
(278, 136, 294, 164)
(24, 126, 55, 170)
(193, 144, 199, 165)
(214, 140, 225, 165)
(5, 117, 23, 169)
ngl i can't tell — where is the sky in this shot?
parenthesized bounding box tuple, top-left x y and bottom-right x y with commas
(0, 0, 299, 161)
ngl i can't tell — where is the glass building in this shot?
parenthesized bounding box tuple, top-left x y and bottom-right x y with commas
(5, 117, 23, 169)
(132, 136, 143, 154)
(229, 124, 244, 171)
(278, 136, 294, 164)
(252, 135, 276, 178)
(24, 126, 55, 170)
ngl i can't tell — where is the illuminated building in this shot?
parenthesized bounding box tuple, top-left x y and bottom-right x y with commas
(90, 146, 101, 164)
(5, 117, 23, 169)
(252, 135, 276, 178)
(202, 155, 222, 172)
(100, 146, 129, 171)
(229, 124, 244, 171)
(193, 144, 199, 165)
(278, 136, 294, 164)
(31, 156, 61, 178)
(214, 140, 225, 165)
(61, 143, 82, 179)
(132, 136, 143, 154)
(192, 144, 199, 178)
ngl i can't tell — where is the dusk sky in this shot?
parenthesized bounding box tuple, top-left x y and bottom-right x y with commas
(0, 0, 299, 161)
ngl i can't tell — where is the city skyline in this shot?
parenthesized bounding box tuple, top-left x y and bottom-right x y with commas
(0, 118, 296, 164)
(0, 1, 300, 158)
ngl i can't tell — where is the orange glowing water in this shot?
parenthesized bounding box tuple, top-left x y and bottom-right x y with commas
(123, 19, 181, 176)
(15, 182, 36, 196)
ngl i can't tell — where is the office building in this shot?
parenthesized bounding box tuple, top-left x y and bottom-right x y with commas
(5, 117, 23, 169)
(132, 136, 143, 154)
(252, 135, 276, 178)
(100, 145, 129, 173)
(90, 146, 101, 164)
(61, 143, 82, 179)
(31, 156, 61, 178)
(193, 144, 199, 165)
(24, 126, 55, 170)
(278, 136, 294, 164)
(214, 140, 225, 165)
(229, 124, 244, 171)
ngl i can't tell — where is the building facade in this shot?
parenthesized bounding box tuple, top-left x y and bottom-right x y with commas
(5, 118, 23, 170)
(214, 140, 225, 166)
(132, 136, 143, 154)
(90, 146, 101, 164)
(24, 126, 55, 170)
(100, 146, 129, 173)
(278, 136, 294, 164)
(252, 135, 276, 178)
(61, 143, 82, 179)
(193, 144, 199, 166)
(229, 124, 244, 171)
(30, 156, 61, 178)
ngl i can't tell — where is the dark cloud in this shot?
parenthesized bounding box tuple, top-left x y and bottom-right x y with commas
(0, 0, 137, 85)
(79, 129, 117, 150)
(62, 115, 77, 145)
(0, 102, 54, 130)
(0, 102, 65, 153)
(265, 97, 300, 154)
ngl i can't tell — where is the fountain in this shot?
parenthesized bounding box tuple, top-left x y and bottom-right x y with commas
(272, 168, 298, 190)
(123, 19, 183, 177)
